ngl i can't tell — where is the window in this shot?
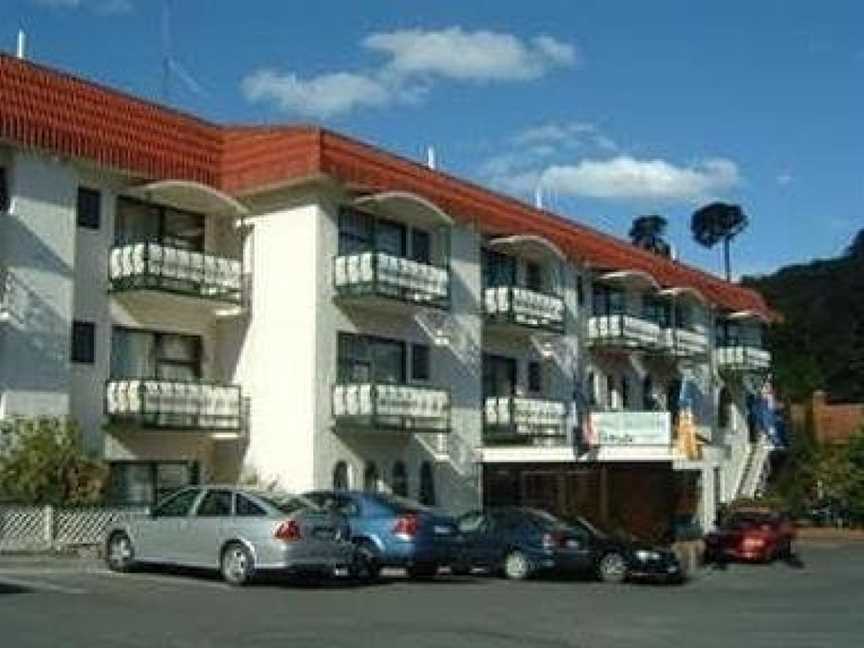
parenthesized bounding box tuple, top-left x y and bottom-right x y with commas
(391, 461, 408, 497)
(338, 208, 374, 255)
(71, 321, 96, 364)
(528, 361, 543, 394)
(675, 303, 692, 331)
(643, 296, 670, 327)
(643, 375, 656, 410)
(718, 387, 733, 429)
(196, 490, 233, 516)
(375, 219, 406, 257)
(236, 494, 266, 517)
(525, 261, 543, 292)
(587, 372, 597, 407)
(593, 285, 626, 316)
(363, 462, 379, 492)
(0, 167, 8, 212)
(411, 229, 432, 265)
(115, 197, 204, 251)
(76, 187, 101, 230)
(110, 328, 201, 380)
(411, 344, 431, 381)
(418, 462, 436, 505)
(482, 354, 517, 399)
(337, 333, 406, 384)
(606, 374, 617, 409)
(153, 488, 200, 517)
(107, 461, 198, 505)
(333, 461, 350, 491)
(482, 249, 516, 288)
(576, 275, 584, 306)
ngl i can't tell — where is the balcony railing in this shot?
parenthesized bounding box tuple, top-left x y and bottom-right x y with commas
(109, 242, 242, 304)
(661, 327, 710, 356)
(333, 252, 449, 307)
(483, 286, 565, 333)
(105, 379, 244, 431)
(483, 396, 568, 445)
(588, 314, 663, 350)
(716, 345, 771, 372)
(589, 411, 672, 446)
(332, 382, 450, 432)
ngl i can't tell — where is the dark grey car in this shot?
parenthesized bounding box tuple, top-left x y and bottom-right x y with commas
(105, 486, 358, 585)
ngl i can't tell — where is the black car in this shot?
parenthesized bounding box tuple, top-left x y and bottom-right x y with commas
(454, 507, 682, 583)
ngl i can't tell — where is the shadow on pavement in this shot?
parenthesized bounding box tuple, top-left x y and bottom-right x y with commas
(0, 582, 31, 595)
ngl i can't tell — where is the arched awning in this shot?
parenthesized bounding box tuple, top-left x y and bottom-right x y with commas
(597, 269, 661, 291)
(658, 286, 709, 306)
(488, 234, 566, 263)
(129, 180, 249, 217)
(727, 309, 771, 324)
(353, 191, 453, 227)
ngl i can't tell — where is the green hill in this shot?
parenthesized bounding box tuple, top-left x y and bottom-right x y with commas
(742, 229, 864, 403)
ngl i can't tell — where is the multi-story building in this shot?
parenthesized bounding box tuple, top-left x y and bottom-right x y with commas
(0, 54, 777, 535)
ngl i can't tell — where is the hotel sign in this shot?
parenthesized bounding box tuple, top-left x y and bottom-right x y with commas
(590, 411, 672, 446)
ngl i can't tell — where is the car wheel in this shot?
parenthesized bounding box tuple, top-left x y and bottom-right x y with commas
(450, 562, 472, 576)
(407, 563, 438, 579)
(220, 542, 255, 586)
(502, 550, 531, 581)
(105, 531, 136, 573)
(351, 541, 381, 583)
(597, 552, 628, 584)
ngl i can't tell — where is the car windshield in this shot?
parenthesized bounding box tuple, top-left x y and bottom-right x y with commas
(373, 493, 433, 514)
(726, 512, 777, 530)
(256, 492, 321, 515)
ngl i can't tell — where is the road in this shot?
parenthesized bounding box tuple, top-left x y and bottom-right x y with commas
(0, 541, 860, 648)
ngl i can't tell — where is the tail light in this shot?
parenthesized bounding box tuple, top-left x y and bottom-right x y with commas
(392, 514, 419, 538)
(742, 536, 765, 551)
(275, 519, 302, 542)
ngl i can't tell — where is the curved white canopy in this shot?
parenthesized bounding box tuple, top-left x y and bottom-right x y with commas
(130, 180, 249, 217)
(658, 286, 709, 306)
(353, 191, 453, 227)
(727, 309, 771, 324)
(488, 234, 566, 263)
(598, 269, 661, 291)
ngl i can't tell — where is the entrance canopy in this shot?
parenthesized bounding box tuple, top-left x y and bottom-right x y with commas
(597, 269, 661, 292)
(353, 191, 453, 228)
(128, 180, 249, 217)
(488, 234, 566, 263)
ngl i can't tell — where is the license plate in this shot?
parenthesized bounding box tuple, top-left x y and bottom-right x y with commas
(667, 565, 679, 573)
(333, 567, 349, 577)
(434, 525, 453, 535)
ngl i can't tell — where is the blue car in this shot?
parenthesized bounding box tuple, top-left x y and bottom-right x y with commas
(303, 491, 463, 579)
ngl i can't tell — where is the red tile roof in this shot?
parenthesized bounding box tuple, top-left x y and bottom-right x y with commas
(0, 53, 771, 318)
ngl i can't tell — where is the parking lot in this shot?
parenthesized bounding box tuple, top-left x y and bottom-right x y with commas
(0, 540, 861, 648)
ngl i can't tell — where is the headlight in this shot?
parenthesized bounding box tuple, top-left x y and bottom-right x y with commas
(635, 549, 661, 562)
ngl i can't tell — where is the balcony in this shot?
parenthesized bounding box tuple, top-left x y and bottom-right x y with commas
(483, 396, 568, 445)
(661, 327, 710, 357)
(588, 314, 663, 351)
(105, 380, 245, 433)
(716, 345, 771, 372)
(332, 382, 450, 433)
(333, 252, 449, 308)
(484, 286, 565, 333)
(109, 242, 242, 305)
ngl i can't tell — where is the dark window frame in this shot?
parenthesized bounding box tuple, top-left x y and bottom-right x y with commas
(482, 248, 517, 288)
(410, 343, 431, 382)
(527, 361, 543, 394)
(525, 261, 543, 292)
(77, 187, 101, 230)
(114, 195, 205, 252)
(110, 326, 203, 380)
(71, 320, 96, 364)
(337, 332, 407, 384)
(0, 167, 9, 212)
(482, 353, 518, 399)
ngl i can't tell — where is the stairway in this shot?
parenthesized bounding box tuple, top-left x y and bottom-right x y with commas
(736, 440, 771, 499)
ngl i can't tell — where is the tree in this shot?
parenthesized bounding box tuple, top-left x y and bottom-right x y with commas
(628, 214, 671, 257)
(0, 418, 107, 506)
(690, 202, 749, 281)
(846, 228, 864, 258)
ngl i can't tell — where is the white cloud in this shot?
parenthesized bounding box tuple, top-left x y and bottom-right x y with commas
(242, 71, 397, 119)
(243, 27, 577, 117)
(364, 28, 577, 81)
(32, 0, 132, 14)
(539, 156, 740, 202)
(776, 172, 793, 186)
(511, 121, 618, 152)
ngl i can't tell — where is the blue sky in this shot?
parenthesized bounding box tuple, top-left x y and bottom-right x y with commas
(5, 0, 863, 278)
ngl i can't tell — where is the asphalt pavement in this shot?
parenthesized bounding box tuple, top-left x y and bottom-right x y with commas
(0, 541, 860, 648)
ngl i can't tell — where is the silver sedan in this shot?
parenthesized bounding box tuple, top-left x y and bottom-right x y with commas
(105, 486, 359, 585)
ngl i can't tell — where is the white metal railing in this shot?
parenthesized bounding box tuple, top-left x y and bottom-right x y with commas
(484, 286, 565, 331)
(333, 252, 449, 305)
(716, 345, 771, 371)
(109, 242, 242, 303)
(661, 327, 710, 356)
(589, 411, 672, 446)
(484, 396, 567, 434)
(332, 382, 450, 432)
(588, 314, 662, 348)
(105, 380, 244, 431)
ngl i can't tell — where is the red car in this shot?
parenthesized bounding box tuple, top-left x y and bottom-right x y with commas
(704, 509, 796, 564)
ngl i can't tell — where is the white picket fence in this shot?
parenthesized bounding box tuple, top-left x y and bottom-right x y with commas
(0, 505, 148, 552)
